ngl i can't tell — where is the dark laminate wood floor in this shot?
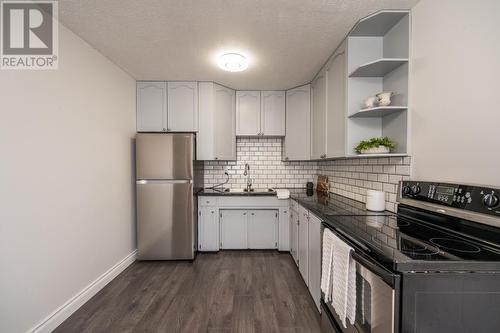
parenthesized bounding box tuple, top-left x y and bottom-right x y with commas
(55, 251, 321, 333)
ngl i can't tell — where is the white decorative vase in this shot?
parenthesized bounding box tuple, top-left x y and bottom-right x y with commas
(360, 146, 390, 154)
(376, 91, 394, 106)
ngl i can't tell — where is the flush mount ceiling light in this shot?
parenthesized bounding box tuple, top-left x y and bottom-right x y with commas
(217, 53, 248, 72)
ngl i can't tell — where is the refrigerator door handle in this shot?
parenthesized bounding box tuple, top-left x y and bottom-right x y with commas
(136, 179, 192, 185)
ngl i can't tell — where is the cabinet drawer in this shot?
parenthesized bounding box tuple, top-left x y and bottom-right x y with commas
(199, 197, 217, 206)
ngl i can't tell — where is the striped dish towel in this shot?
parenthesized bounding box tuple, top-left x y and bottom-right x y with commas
(321, 228, 335, 302)
(330, 233, 357, 328)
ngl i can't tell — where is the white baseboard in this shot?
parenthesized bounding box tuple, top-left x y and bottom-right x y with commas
(29, 250, 137, 333)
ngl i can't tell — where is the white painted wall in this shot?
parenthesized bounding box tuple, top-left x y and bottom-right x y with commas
(0, 24, 136, 333)
(410, 0, 500, 186)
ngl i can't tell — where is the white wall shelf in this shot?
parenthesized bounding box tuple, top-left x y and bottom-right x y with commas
(349, 106, 407, 118)
(346, 153, 408, 158)
(349, 10, 409, 37)
(349, 58, 408, 77)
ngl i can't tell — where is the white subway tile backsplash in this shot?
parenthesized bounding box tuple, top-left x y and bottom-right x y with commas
(203, 138, 318, 189)
(203, 138, 411, 213)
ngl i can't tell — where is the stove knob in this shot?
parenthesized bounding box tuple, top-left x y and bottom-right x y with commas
(402, 186, 411, 195)
(483, 194, 499, 208)
(411, 185, 421, 195)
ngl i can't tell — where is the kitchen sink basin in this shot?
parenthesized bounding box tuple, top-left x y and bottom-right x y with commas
(223, 188, 275, 194)
(224, 188, 245, 193)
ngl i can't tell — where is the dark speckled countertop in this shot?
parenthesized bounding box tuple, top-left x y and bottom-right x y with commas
(197, 188, 278, 196)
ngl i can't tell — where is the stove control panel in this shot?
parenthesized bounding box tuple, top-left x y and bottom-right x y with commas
(400, 181, 500, 217)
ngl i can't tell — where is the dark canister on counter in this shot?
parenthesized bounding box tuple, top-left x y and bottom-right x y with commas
(306, 182, 314, 196)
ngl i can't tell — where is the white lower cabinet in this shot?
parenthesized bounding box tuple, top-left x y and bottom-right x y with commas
(278, 208, 290, 251)
(308, 213, 322, 311)
(198, 207, 219, 251)
(197, 197, 289, 250)
(220, 209, 278, 250)
(247, 210, 278, 249)
(289, 206, 299, 265)
(220, 210, 248, 249)
(298, 205, 309, 285)
(297, 203, 322, 313)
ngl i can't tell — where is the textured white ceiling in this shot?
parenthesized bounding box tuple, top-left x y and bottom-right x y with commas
(59, 0, 418, 90)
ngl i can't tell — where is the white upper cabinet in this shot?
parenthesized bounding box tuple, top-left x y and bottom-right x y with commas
(137, 81, 198, 132)
(261, 91, 286, 136)
(196, 82, 236, 161)
(284, 84, 311, 161)
(137, 81, 167, 132)
(311, 69, 327, 159)
(214, 84, 236, 160)
(236, 91, 261, 136)
(236, 90, 286, 136)
(197, 82, 215, 160)
(326, 42, 347, 158)
(167, 81, 198, 132)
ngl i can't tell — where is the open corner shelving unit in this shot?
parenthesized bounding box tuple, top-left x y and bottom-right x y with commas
(346, 10, 411, 156)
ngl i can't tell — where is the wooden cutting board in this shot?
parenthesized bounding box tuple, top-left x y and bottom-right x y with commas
(316, 175, 329, 195)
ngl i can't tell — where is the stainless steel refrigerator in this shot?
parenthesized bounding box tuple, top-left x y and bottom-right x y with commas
(136, 133, 200, 260)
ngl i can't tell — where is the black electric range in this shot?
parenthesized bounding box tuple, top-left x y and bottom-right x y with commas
(314, 181, 500, 333)
(295, 189, 500, 273)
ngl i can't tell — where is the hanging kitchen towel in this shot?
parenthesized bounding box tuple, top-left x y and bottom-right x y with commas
(321, 228, 335, 302)
(330, 233, 357, 328)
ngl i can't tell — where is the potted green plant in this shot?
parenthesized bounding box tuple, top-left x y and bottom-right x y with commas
(355, 137, 396, 154)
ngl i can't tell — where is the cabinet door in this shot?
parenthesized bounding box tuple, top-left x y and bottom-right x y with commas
(197, 82, 215, 160)
(261, 91, 285, 136)
(278, 208, 290, 251)
(326, 43, 346, 158)
(311, 69, 327, 159)
(284, 85, 311, 161)
(298, 205, 309, 285)
(220, 210, 247, 249)
(214, 84, 236, 160)
(308, 213, 322, 311)
(247, 210, 278, 249)
(236, 91, 261, 136)
(198, 207, 219, 251)
(137, 81, 167, 132)
(167, 81, 198, 132)
(290, 208, 299, 265)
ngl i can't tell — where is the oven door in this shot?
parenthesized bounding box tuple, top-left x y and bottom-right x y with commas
(321, 227, 399, 333)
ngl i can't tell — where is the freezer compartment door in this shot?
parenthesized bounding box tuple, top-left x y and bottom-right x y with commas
(136, 133, 193, 180)
(137, 180, 194, 260)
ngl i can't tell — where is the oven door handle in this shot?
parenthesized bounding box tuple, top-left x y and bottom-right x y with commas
(351, 251, 399, 287)
(322, 222, 399, 287)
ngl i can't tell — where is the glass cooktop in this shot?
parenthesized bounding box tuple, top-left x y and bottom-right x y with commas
(292, 191, 500, 272)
